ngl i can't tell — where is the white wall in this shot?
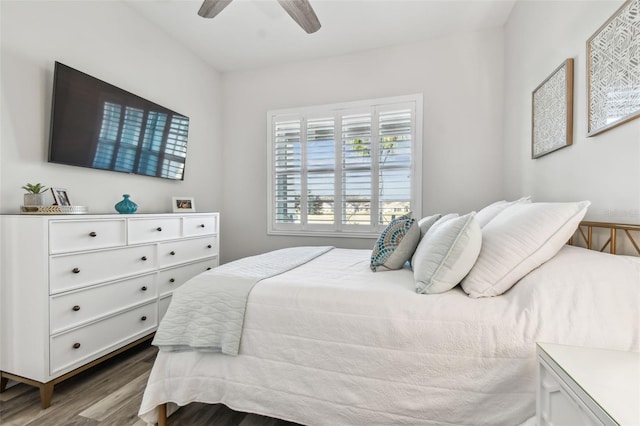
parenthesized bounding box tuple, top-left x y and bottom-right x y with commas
(221, 29, 506, 262)
(0, 1, 224, 215)
(504, 0, 640, 223)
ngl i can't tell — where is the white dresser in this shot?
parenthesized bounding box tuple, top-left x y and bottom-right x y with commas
(537, 342, 640, 426)
(0, 213, 219, 408)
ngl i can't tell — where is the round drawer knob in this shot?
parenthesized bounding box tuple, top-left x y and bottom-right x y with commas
(72, 343, 81, 349)
(199, 224, 205, 228)
(207, 244, 212, 249)
(141, 286, 147, 291)
(72, 305, 81, 311)
(89, 232, 97, 237)
(170, 251, 176, 256)
(169, 278, 175, 283)
(156, 227, 162, 232)
(141, 256, 147, 261)
(72, 267, 80, 274)
(140, 316, 147, 321)
(206, 267, 212, 271)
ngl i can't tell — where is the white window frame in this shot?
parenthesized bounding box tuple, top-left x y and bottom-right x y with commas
(267, 94, 423, 238)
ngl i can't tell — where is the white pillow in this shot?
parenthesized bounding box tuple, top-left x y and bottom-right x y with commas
(413, 212, 482, 294)
(475, 196, 531, 228)
(434, 212, 459, 226)
(461, 201, 590, 298)
(417, 214, 442, 239)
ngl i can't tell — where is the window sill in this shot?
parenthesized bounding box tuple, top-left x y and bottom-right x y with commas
(268, 229, 379, 239)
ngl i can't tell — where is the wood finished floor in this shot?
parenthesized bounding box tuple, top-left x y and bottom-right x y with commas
(0, 342, 302, 426)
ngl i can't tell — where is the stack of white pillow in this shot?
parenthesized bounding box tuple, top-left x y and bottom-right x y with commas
(371, 197, 591, 297)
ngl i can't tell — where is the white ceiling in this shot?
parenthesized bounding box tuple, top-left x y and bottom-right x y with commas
(124, 0, 517, 73)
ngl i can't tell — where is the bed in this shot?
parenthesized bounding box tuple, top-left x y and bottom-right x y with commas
(139, 202, 640, 425)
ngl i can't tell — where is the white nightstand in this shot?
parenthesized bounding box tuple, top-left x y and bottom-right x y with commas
(537, 342, 640, 425)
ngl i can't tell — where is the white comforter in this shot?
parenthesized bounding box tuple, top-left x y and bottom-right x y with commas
(139, 245, 640, 425)
(153, 246, 333, 355)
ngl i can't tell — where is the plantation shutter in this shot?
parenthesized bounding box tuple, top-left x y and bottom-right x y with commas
(268, 94, 422, 237)
(341, 113, 373, 226)
(274, 118, 302, 225)
(377, 108, 413, 223)
(306, 117, 335, 226)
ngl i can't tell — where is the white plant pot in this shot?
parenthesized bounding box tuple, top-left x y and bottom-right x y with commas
(24, 193, 46, 206)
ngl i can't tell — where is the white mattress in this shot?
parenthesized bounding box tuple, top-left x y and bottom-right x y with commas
(139, 245, 640, 425)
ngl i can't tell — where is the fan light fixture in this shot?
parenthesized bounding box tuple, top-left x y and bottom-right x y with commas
(198, 0, 321, 34)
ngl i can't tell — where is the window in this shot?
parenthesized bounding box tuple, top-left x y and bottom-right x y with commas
(268, 94, 422, 237)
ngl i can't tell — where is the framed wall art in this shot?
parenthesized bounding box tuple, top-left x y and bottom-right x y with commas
(531, 58, 574, 159)
(587, 0, 640, 136)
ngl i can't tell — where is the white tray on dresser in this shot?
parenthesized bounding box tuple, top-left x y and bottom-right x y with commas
(20, 205, 89, 214)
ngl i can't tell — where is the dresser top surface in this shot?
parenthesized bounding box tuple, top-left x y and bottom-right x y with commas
(1, 212, 218, 219)
(538, 342, 640, 425)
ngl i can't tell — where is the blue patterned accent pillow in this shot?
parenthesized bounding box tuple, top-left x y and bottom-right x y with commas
(370, 215, 420, 272)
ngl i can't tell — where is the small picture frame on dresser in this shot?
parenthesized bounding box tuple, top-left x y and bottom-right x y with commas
(51, 188, 71, 206)
(172, 196, 195, 213)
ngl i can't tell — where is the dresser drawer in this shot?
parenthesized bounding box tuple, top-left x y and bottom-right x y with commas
(157, 236, 218, 268)
(49, 219, 126, 254)
(157, 258, 219, 297)
(50, 302, 157, 375)
(183, 215, 218, 237)
(50, 273, 158, 334)
(49, 245, 156, 294)
(128, 217, 181, 244)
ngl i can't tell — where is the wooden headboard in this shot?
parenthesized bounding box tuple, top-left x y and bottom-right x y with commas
(569, 221, 640, 256)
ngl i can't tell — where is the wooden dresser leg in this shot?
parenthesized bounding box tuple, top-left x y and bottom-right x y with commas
(0, 374, 8, 393)
(158, 403, 168, 426)
(39, 382, 54, 409)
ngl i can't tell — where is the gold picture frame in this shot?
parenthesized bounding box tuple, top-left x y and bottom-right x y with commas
(531, 59, 574, 159)
(587, 0, 640, 136)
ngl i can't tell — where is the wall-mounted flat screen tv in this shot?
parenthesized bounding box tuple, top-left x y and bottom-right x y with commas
(48, 61, 190, 180)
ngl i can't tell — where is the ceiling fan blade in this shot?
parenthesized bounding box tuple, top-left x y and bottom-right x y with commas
(198, 0, 233, 19)
(277, 0, 321, 34)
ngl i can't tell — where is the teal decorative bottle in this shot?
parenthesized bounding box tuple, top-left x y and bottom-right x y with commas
(114, 194, 138, 214)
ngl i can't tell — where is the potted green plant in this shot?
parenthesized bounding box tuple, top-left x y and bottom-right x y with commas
(22, 183, 48, 206)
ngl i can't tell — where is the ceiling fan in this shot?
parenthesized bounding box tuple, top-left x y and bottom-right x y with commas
(198, 0, 321, 34)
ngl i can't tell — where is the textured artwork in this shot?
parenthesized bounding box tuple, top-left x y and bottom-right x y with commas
(532, 59, 574, 159)
(587, 0, 640, 136)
